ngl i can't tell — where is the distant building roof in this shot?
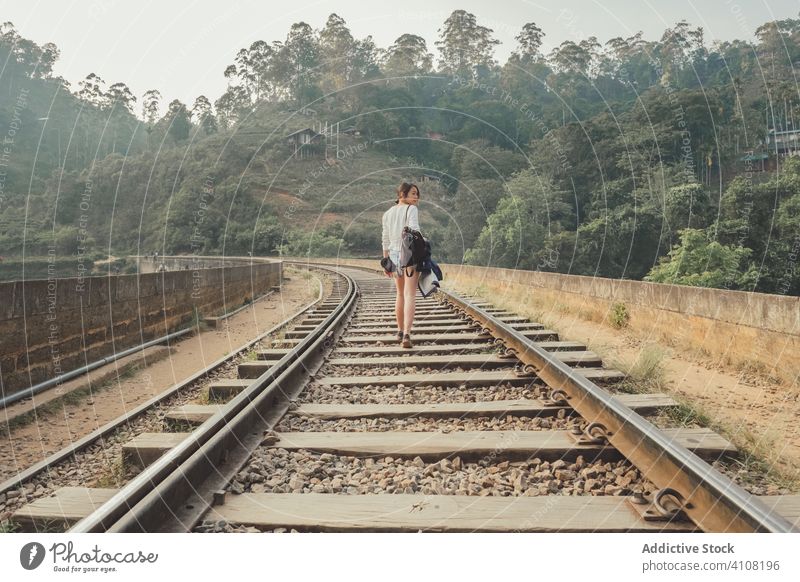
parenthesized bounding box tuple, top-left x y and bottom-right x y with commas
(740, 152, 768, 161)
(768, 128, 800, 136)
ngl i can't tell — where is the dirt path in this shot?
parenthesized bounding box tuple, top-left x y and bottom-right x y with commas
(0, 268, 320, 481)
(553, 316, 799, 472)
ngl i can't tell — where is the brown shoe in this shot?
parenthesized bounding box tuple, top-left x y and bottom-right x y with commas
(402, 333, 413, 348)
(397, 330, 404, 343)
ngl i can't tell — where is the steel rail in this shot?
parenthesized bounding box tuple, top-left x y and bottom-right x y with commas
(442, 287, 797, 533)
(0, 327, 194, 409)
(70, 266, 357, 532)
(0, 272, 324, 498)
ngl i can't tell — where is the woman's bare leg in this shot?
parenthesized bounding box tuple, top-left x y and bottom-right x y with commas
(403, 268, 420, 334)
(393, 274, 405, 333)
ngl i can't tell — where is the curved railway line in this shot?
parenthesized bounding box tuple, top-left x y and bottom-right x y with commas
(3, 263, 799, 533)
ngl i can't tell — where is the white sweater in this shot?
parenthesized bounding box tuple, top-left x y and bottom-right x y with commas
(381, 203, 420, 252)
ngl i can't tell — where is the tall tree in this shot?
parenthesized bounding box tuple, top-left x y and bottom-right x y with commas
(511, 22, 545, 64)
(384, 34, 433, 76)
(214, 85, 251, 128)
(77, 73, 108, 107)
(164, 99, 191, 142)
(658, 20, 705, 85)
(107, 82, 136, 114)
(548, 41, 592, 76)
(0, 22, 59, 77)
(351, 35, 381, 82)
(435, 10, 500, 78)
(318, 13, 356, 93)
(191, 95, 217, 134)
(37, 42, 59, 77)
(226, 40, 277, 102)
(141, 89, 162, 124)
(277, 21, 321, 105)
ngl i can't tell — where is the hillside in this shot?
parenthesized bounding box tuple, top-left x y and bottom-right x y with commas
(0, 14, 798, 293)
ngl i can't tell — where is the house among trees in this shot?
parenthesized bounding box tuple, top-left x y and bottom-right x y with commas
(286, 128, 323, 159)
(739, 151, 769, 172)
(767, 127, 800, 157)
(419, 172, 441, 183)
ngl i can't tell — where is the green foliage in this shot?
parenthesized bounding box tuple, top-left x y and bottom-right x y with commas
(645, 228, 758, 289)
(164, 99, 192, 142)
(464, 170, 572, 269)
(1, 13, 799, 296)
(435, 9, 500, 77)
(232, 218, 284, 256)
(384, 34, 433, 76)
(0, 520, 20, 533)
(280, 228, 344, 258)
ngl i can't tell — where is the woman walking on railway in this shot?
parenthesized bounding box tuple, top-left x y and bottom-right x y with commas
(381, 182, 421, 348)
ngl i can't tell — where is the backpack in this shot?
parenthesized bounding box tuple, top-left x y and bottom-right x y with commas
(399, 205, 427, 274)
(417, 240, 435, 273)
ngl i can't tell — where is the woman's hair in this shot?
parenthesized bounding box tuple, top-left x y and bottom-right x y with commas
(396, 182, 412, 203)
(395, 182, 420, 203)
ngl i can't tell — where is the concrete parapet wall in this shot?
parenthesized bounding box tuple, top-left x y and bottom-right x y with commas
(286, 257, 799, 384)
(0, 258, 281, 396)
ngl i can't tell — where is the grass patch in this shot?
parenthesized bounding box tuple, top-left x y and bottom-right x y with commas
(725, 439, 800, 491)
(657, 395, 800, 490)
(189, 307, 211, 332)
(608, 302, 630, 329)
(615, 351, 800, 490)
(163, 418, 198, 433)
(655, 397, 714, 428)
(29, 518, 71, 533)
(469, 284, 490, 298)
(612, 344, 667, 394)
(92, 458, 127, 489)
(735, 359, 782, 384)
(196, 389, 212, 405)
(0, 520, 20, 533)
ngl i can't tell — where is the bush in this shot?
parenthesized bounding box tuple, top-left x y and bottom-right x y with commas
(609, 302, 630, 328)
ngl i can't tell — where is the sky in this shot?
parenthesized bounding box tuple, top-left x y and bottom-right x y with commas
(2, 0, 798, 110)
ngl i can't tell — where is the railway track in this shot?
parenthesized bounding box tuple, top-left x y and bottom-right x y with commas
(0, 266, 335, 527)
(5, 264, 799, 533)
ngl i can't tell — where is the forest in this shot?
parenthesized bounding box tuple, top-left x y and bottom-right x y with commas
(0, 11, 798, 294)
